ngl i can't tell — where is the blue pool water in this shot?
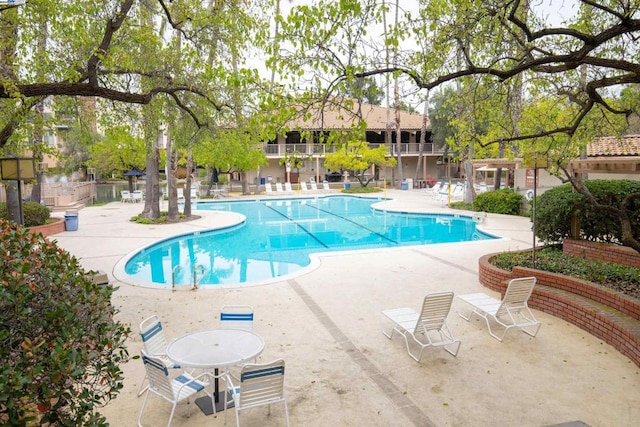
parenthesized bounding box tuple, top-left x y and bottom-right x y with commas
(121, 196, 495, 287)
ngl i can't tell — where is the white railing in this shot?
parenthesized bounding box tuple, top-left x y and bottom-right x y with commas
(0, 181, 96, 208)
(263, 142, 443, 157)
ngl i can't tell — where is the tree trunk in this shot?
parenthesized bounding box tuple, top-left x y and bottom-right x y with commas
(166, 128, 179, 222)
(184, 149, 193, 217)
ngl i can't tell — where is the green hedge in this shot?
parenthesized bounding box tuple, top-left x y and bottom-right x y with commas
(534, 180, 640, 244)
(473, 188, 524, 215)
(0, 202, 50, 227)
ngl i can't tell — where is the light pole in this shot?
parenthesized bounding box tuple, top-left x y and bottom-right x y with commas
(0, 157, 36, 226)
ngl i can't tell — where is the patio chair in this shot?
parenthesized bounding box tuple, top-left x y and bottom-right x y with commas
(381, 291, 461, 360)
(132, 190, 144, 202)
(300, 181, 310, 192)
(121, 190, 133, 203)
(220, 305, 254, 331)
(457, 276, 541, 342)
(310, 180, 319, 191)
(138, 349, 211, 427)
(275, 182, 285, 194)
(138, 315, 181, 396)
(264, 182, 274, 195)
(322, 180, 330, 191)
(223, 359, 290, 427)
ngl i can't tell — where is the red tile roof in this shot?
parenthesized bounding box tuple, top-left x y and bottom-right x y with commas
(287, 100, 428, 131)
(587, 135, 640, 157)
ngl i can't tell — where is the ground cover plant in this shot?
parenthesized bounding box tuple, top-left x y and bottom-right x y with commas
(491, 246, 640, 299)
(0, 220, 130, 425)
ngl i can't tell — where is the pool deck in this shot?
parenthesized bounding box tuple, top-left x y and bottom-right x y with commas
(51, 189, 639, 427)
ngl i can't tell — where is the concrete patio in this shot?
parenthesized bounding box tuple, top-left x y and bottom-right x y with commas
(50, 189, 639, 427)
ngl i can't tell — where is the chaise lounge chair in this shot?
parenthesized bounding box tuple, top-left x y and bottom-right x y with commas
(381, 291, 461, 360)
(456, 276, 541, 342)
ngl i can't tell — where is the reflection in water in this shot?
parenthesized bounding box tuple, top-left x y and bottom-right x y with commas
(123, 197, 494, 287)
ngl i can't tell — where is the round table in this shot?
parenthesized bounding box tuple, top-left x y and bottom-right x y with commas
(167, 329, 265, 414)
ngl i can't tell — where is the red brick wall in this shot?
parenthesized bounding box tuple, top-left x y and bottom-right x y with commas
(28, 217, 65, 237)
(563, 239, 640, 268)
(478, 252, 640, 367)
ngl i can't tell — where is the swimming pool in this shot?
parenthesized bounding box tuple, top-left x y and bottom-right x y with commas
(117, 196, 495, 287)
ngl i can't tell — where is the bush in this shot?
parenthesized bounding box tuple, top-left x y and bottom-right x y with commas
(534, 180, 640, 244)
(0, 220, 130, 425)
(473, 188, 524, 215)
(491, 246, 640, 299)
(342, 186, 382, 194)
(0, 202, 50, 227)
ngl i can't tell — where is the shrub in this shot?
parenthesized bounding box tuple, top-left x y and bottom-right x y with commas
(473, 188, 524, 215)
(491, 246, 640, 299)
(0, 202, 50, 227)
(534, 180, 640, 244)
(0, 220, 130, 425)
(342, 186, 382, 194)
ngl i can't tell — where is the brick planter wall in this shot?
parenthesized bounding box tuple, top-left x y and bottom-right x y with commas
(564, 239, 640, 268)
(478, 252, 640, 367)
(27, 217, 65, 237)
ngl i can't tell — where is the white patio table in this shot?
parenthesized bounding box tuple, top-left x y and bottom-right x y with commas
(166, 329, 265, 415)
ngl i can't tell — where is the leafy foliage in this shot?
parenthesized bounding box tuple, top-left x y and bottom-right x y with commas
(0, 220, 130, 425)
(473, 188, 523, 215)
(325, 139, 397, 187)
(491, 247, 640, 299)
(535, 180, 640, 245)
(0, 202, 50, 227)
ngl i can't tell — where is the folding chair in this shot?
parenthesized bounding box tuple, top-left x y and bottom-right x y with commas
(223, 359, 290, 427)
(138, 350, 211, 427)
(138, 315, 181, 396)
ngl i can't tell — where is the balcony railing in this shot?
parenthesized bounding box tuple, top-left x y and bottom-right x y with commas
(263, 142, 443, 157)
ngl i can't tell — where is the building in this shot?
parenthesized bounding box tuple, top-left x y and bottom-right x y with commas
(251, 101, 448, 187)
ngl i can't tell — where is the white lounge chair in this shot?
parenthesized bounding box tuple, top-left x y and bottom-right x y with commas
(223, 359, 290, 427)
(457, 276, 541, 341)
(275, 182, 285, 194)
(322, 180, 330, 191)
(300, 181, 310, 192)
(138, 350, 211, 427)
(381, 291, 461, 360)
(450, 182, 465, 201)
(220, 305, 254, 331)
(310, 180, 319, 191)
(137, 315, 182, 396)
(264, 182, 274, 195)
(284, 181, 293, 193)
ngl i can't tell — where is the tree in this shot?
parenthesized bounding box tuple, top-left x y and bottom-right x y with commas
(1, 0, 269, 221)
(269, 0, 640, 252)
(0, 221, 130, 425)
(87, 126, 146, 178)
(325, 138, 397, 187)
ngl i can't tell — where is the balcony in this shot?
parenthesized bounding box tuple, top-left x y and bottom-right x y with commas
(263, 142, 444, 158)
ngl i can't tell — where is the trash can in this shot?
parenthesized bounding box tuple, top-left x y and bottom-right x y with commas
(260, 177, 266, 185)
(401, 181, 408, 190)
(64, 211, 79, 231)
(344, 182, 351, 190)
(406, 178, 413, 189)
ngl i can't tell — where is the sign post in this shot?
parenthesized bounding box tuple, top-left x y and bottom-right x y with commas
(523, 154, 548, 268)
